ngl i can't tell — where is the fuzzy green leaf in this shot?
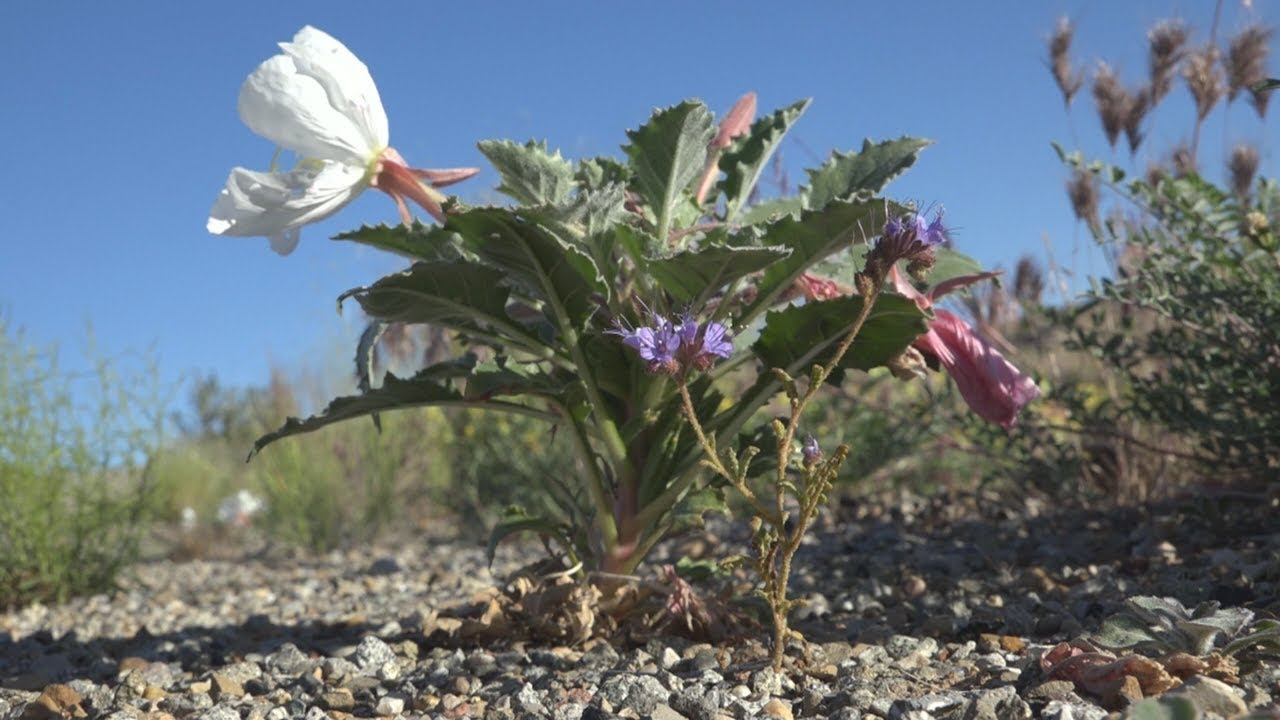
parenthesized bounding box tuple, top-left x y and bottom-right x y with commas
(1094, 613, 1163, 649)
(740, 199, 893, 324)
(624, 101, 715, 240)
(333, 222, 463, 261)
(648, 243, 791, 305)
(1223, 619, 1280, 657)
(928, 247, 985, 286)
(448, 208, 605, 328)
(720, 98, 811, 222)
(576, 156, 631, 190)
(1130, 698, 1201, 720)
(752, 294, 927, 381)
(477, 139, 575, 206)
(803, 137, 932, 211)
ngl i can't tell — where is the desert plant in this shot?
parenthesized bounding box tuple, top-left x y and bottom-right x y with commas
(0, 320, 166, 608)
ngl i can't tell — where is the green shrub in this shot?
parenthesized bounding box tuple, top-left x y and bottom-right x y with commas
(1063, 157, 1279, 480)
(0, 321, 166, 608)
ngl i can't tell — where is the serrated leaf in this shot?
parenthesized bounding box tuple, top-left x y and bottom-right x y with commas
(740, 199, 893, 325)
(486, 508, 569, 567)
(341, 261, 513, 328)
(624, 101, 715, 240)
(648, 243, 791, 305)
(752, 294, 928, 382)
(448, 208, 605, 328)
(333, 222, 463, 261)
(576, 156, 631, 190)
(1094, 613, 1163, 649)
(720, 98, 811, 222)
(477, 139, 575, 206)
(739, 196, 804, 226)
(251, 366, 470, 457)
(802, 137, 932, 211)
(665, 483, 730, 537)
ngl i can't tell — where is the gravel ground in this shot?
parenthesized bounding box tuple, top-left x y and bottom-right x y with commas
(2, 489, 1277, 719)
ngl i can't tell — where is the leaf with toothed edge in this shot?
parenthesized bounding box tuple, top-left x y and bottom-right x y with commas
(477, 139, 576, 207)
(719, 98, 811, 222)
(739, 199, 895, 325)
(623, 101, 715, 240)
(802, 137, 932, 211)
(647, 242, 791, 305)
(333, 221, 465, 261)
(447, 208, 605, 329)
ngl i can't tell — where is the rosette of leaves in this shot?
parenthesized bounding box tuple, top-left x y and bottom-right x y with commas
(1094, 596, 1280, 657)
(250, 96, 982, 574)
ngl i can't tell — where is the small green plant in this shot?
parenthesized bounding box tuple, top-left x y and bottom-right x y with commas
(0, 320, 166, 608)
(1094, 596, 1280, 658)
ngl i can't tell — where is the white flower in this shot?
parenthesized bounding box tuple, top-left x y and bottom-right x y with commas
(208, 26, 478, 254)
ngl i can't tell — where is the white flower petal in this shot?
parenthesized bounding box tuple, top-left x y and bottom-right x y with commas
(207, 162, 367, 254)
(238, 55, 375, 165)
(279, 27, 388, 151)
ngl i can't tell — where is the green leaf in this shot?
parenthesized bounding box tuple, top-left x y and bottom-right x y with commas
(927, 247, 985, 287)
(448, 208, 605, 328)
(624, 101, 715, 240)
(1129, 698, 1200, 720)
(751, 293, 928, 381)
(1223, 619, 1280, 657)
(1093, 613, 1162, 649)
(477, 139, 575, 206)
(648, 243, 791, 305)
(739, 196, 804, 226)
(465, 361, 570, 402)
(740, 199, 893, 325)
(1251, 78, 1280, 93)
(354, 321, 389, 431)
(576, 156, 631, 190)
(251, 366, 468, 457)
(802, 137, 932, 211)
(341, 261, 513, 328)
(719, 98, 811, 222)
(486, 507, 571, 567)
(333, 222, 463, 261)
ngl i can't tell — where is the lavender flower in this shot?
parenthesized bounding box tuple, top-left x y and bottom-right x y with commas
(802, 435, 822, 466)
(613, 310, 733, 374)
(869, 209, 949, 276)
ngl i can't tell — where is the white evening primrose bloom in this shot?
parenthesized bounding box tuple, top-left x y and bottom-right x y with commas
(208, 26, 479, 254)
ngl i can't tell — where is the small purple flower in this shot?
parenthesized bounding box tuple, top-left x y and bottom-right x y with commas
(916, 209, 948, 246)
(802, 435, 822, 466)
(873, 208, 948, 269)
(613, 309, 733, 374)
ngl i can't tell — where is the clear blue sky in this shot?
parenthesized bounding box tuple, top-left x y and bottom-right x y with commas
(1, 1, 1273, 408)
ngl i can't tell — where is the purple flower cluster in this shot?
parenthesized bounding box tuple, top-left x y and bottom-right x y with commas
(612, 311, 733, 375)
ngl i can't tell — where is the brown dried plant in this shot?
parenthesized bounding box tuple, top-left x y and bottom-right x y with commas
(1147, 20, 1189, 104)
(1226, 24, 1274, 117)
(1184, 44, 1226, 121)
(1227, 144, 1260, 199)
(1067, 168, 1101, 231)
(1092, 64, 1150, 152)
(1050, 17, 1085, 106)
(1170, 143, 1198, 177)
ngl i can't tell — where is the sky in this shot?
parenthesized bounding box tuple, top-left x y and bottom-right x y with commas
(0, 1, 1274, 412)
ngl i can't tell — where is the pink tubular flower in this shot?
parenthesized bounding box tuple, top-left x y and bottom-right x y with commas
(890, 266, 1040, 429)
